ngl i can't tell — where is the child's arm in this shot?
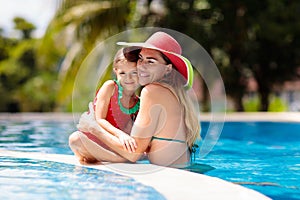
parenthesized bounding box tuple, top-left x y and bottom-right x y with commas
(93, 80, 137, 152)
(93, 80, 121, 136)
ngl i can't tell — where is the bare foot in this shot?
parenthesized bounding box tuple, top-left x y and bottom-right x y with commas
(79, 157, 101, 165)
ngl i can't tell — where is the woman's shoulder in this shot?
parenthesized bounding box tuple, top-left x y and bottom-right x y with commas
(141, 83, 167, 95)
(141, 83, 176, 99)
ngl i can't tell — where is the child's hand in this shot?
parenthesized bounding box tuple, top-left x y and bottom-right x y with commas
(118, 133, 137, 153)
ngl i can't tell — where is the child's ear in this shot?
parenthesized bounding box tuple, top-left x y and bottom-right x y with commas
(113, 67, 118, 74)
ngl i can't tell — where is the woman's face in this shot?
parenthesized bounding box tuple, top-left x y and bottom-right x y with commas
(114, 61, 139, 92)
(137, 48, 171, 86)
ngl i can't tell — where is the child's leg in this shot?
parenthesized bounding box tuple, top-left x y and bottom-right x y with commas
(69, 131, 98, 163)
(77, 132, 128, 163)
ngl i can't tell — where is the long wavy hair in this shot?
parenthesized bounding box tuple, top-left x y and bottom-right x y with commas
(158, 53, 201, 148)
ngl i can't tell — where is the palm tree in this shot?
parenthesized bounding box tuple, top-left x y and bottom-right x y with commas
(37, 0, 135, 111)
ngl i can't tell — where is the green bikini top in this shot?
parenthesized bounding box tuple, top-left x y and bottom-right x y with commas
(151, 136, 185, 143)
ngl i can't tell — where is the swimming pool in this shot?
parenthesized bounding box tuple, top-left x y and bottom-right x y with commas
(0, 117, 299, 199)
(200, 121, 300, 200)
(0, 120, 165, 200)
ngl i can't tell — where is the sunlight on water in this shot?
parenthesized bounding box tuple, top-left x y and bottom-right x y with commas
(200, 121, 300, 200)
(0, 157, 165, 200)
(0, 120, 165, 200)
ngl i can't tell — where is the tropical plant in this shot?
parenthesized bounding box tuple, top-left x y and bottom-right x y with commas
(38, 0, 136, 111)
(205, 0, 300, 111)
(13, 17, 36, 39)
(0, 16, 57, 112)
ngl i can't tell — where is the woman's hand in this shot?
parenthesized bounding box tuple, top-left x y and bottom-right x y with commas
(118, 132, 137, 153)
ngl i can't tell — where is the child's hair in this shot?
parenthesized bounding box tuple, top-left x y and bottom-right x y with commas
(123, 47, 141, 62)
(113, 47, 140, 68)
(113, 48, 126, 66)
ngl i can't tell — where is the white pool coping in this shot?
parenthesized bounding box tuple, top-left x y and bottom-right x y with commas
(199, 112, 300, 122)
(0, 150, 270, 200)
(1, 112, 300, 122)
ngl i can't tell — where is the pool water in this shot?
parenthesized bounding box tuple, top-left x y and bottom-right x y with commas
(0, 120, 165, 200)
(0, 121, 74, 154)
(200, 121, 300, 200)
(0, 157, 165, 200)
(0, 119, 299, 199)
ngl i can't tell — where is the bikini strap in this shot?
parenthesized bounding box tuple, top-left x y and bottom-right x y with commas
(151, 136, 186, 143)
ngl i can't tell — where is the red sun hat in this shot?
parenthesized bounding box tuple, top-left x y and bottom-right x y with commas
(117, 31, 194, 88)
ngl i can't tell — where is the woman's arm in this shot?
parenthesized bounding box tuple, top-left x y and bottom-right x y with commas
(78, 85, 163, 162)
(77, 108, 145, 162)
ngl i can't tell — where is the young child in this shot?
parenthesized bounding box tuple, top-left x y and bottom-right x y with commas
(69, 48, 140, 163)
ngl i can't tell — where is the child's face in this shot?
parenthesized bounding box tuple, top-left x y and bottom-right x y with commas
(114, 61, 139, 92)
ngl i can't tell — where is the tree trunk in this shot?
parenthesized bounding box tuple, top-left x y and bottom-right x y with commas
(259, 87, 270, 111)
(233, 93, 244, 112)
(253, 65, 270, 112)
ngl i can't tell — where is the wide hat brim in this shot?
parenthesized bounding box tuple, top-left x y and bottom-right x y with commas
(117, 41, 194, 89)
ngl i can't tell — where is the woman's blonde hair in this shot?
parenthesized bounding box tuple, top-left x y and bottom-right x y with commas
(159, 67, 200, 148)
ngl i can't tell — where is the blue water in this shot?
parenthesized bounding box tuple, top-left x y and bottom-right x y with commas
(200, 121, 300, 200)
(0, 119, 299, 199)
(0, 120, 73, 154)
(0, 120, 165, 200)
(0, 157, 164, 200)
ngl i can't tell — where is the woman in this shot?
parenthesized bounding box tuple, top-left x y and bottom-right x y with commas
(72, 31, 200, 167)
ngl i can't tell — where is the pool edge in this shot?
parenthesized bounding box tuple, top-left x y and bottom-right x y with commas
(0, 150, 270, 200)
(1, 112, 299, 122)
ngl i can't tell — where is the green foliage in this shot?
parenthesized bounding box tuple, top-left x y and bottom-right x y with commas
(1, 0, 299, 112)
(1, 0, 132, 112)
(50, 0, 300, 112)
(38, 0, 133, 111)
(14, 72, 57, 112)
(205, 0, 300, 111)
(0, 31, 56, 112)
(13, 17, 36, 39)
(243, 95, 260, 112)
(268, 95, 288, 112)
